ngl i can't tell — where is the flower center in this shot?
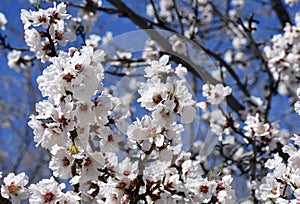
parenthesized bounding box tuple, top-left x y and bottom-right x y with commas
(270, 187, 277, 195)
(68, 144, 80, 155)
(44, 192, 55, 203)
(108, 134, 114, 142)
(7, 182, 21, 196)
(62, 157, 70, 167)
(152, 94, 163, 104)
(84, 157, 93, 167)
(123, 170, 130, 176)
(62, 73, 75, 83)
(199, 185, 209, 194)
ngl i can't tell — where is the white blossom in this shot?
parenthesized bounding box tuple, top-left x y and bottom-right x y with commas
(202, 84, 232, 105)
(243, 113, 270, 137)
(49, 145, 73, 179)
(7, 50, 31, 72)
(29, 177, 63, 204)
(1, 172, 29, 204)
(285, 0, 299, 6)
(0, 12, 7, 30)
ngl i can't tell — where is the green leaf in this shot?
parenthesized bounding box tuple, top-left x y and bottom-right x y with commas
(216, 165, 223, 177)
(209, 167, 214, 181)
(31, 0, 41, 11)
(167, 84, 175, 100)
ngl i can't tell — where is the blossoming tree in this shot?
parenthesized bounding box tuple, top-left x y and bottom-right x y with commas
(1, 0, 300, 203)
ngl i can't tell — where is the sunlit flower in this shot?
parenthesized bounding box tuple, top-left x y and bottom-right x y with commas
(0, 12, 7, 30)
(29, 177, 63, 204)
(202, 84, 232, 105)
(1, 172, 29, 204)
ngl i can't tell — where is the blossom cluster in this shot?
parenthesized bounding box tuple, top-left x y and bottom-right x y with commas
(255, 134, 300, 203)
(124, 55, 236, 203)
(26, 44, 112, 202)
(21, 2, 76, 62)
(1, 46, 238, 203)
(4, 0, 300, 203)
(0, 2, 238, 202)
(264, 11, 300, 95)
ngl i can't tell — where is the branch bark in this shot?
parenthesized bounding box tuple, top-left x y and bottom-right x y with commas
(271, 0, 291, 28)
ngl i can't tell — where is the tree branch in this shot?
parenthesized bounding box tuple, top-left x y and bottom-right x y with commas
(271, 0, 291, 28)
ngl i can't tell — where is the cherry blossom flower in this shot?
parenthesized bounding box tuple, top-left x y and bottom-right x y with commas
(244, 113, 270, 137)
(144, 55, 171, 78)
(0, 12, 7, 30)
(137, 77, 169, 111)
(216, 175, 237, 203)
(24, 28, 42, 53)
(174, 64, 187, 78)
(97, 178, 124, 203)
(232, 0, 245, 7)
(295, 88, 300, 114)
(172, 80, 196, 123)
(146, 4, 155, 17)
(80, 152, 105, 182)
(99, 126, 123, 153)
(127, 115, 162, 145)
(7, 50, 31, 72)
(49, 20, 76, 46)
(86, 34, 101, 48)
(29, 177, 63, 204)
(142, 39, 160, 61)
(169, 35, 187, 56)
(256, 176, 281, 201)
(285, 0, 299, 6)
(209, 109, 227, 136)
(186, 177, 217, 202)
(59, 191, 81, 204)
(164, 122, 184, 143)
(152, 100, 178, 128)
(116, 157, 138, 182)
(28, 99, 74, 149)
(102, 31, 113, 44)
(73, 100, 96, 127)
(47, 2, 71, 22)
(202, 83, 232, 105)
(49, 145, 73, 179)
(1, 172, 29, 204)
(20, 9, 49, 29)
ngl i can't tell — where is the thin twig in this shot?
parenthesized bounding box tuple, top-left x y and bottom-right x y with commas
(150, 0, 162, 24)
(172, 0, 184, 35)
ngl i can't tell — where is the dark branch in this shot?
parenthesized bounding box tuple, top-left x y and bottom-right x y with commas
(271, 0, 291, 28)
